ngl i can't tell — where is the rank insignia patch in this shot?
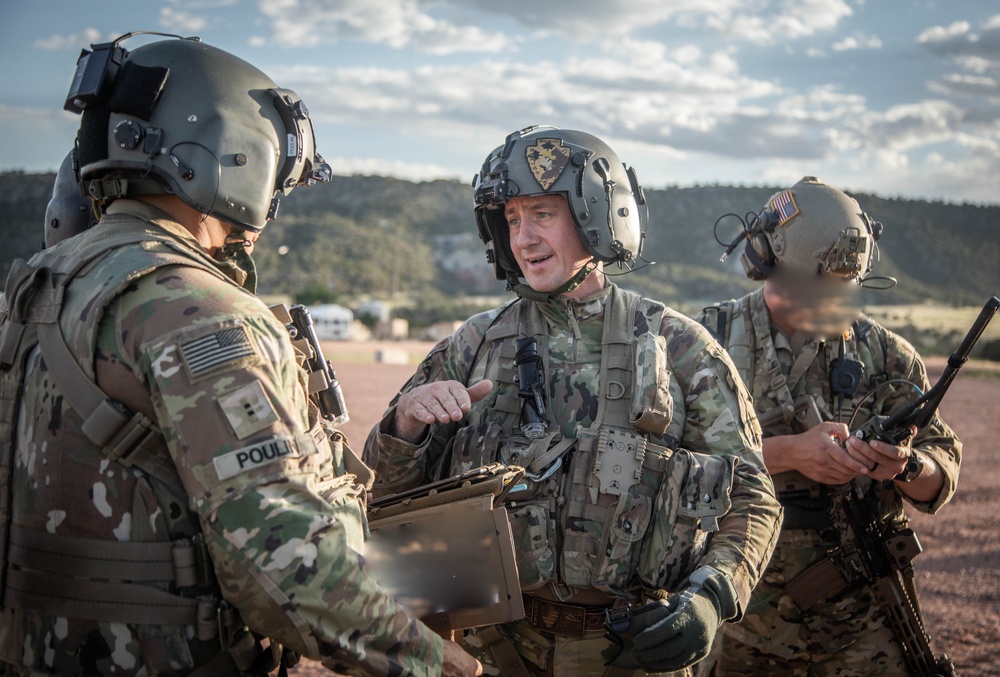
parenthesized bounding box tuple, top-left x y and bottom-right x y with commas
(770, 190, 800, 226)
(179, 324, 259, 382)
(219, 381, 279, 440)
(526, 138, 572, 190)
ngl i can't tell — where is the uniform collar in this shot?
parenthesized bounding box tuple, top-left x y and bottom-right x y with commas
(104, 200, 250, 286)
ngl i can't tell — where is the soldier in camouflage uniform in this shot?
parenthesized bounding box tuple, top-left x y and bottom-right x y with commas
(696, 177, 962, 675)
(363, 126, 782, 676)
(0, 35, 479, 676)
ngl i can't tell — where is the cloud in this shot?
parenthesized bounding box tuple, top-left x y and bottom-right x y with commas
(160, 7, 208, 33)
(464, 0, 852, 43)
(705, 0, 854, 43)
(927, 74, 1000, 100)
(276, 39, 790, 159)
(33, 28, 106, 50)
(918, 15, 1000, 66)
(832, 33, 883, 51)
(257, 0, 511, 54)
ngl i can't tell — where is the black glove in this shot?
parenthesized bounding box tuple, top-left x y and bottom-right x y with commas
(625, 566, 738, 672)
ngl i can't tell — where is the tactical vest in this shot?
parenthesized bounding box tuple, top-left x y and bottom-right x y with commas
(0, 215, 293, 675)
(447, 286, 734, 599)
(701, 290, 889, 503)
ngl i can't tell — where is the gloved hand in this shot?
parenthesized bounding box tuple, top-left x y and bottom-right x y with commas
(629, 566, 739, 671)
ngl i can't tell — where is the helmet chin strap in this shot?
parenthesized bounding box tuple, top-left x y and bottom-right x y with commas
(217, 231, 258, 293)
(512, 259, 599, 302)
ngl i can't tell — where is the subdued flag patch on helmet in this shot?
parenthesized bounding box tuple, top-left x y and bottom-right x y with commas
(526, 138, 571, 190)
(770, 190, 800, 226)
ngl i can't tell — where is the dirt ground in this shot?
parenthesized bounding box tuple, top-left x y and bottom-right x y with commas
(295, 343, 1000, 676)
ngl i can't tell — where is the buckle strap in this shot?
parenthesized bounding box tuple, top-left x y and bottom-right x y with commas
(4, 568, 199, 625)
(8, 524, 214, 588)
(523, 595, 609, 636)
(478, 625, 532, 677)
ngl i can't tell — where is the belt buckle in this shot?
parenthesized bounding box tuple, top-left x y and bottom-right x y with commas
(528, 597, 586, 637)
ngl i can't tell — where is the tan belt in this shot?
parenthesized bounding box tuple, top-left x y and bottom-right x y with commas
(522, 595, 610, 637)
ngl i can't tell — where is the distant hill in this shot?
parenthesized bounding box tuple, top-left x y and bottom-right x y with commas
(3, 171, 997, 312)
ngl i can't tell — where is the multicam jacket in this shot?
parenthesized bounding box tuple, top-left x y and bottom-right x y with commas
(696, 287, 962, 657)
(365, 284, 781, 612)
(0, 200, 443, 676)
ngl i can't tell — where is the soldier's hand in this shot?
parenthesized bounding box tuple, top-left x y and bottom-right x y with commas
(768, 421, 870, 484)
(844, 431, 912, 481)
(393, 380, 493, 442)
(630, 567, 738, 671)
(441, 639, 482, 676)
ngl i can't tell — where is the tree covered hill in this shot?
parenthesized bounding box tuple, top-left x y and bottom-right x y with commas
(2, 171, 997, 312)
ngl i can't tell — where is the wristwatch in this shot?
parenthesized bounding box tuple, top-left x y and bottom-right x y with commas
(894, 451, 925, 482)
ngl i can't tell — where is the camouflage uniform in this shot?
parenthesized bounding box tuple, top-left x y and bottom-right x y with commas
(365, 284, 782, 676)
(0, 200, 444, 676)
(696, 288, 961, 676)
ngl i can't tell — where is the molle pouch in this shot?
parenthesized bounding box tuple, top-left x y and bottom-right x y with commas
(318, 472, 369, 554)
(591, 491, 653, 592)
(506, 502, 555, 590)
(449, 421, 504, 474)
(630, 332, 673, 435)
(638, 449, 735, 592)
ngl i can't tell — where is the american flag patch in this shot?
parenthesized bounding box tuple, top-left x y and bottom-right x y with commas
(770, 190, 800, 226)
(179, 325, 258, 381)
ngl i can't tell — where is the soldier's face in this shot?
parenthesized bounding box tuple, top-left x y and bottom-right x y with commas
(505, 194, 595, 296)
(764, 267, 862, 338)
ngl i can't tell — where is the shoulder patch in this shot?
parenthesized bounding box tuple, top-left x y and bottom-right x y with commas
(213, 437, 298, 480)
(179, 323, 260, 383)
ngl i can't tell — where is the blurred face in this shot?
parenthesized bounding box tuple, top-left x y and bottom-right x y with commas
(763, 266, 862, 338)
(505, 194, 603, 298)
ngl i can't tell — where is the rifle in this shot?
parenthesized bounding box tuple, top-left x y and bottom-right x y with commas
(830, 296, 998, 677)
(271, 304, 350, 426)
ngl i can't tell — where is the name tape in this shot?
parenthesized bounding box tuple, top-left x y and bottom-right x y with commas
(214, 437, 296, 480)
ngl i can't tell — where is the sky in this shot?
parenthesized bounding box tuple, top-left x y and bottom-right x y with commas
(1, 0, 998, 205)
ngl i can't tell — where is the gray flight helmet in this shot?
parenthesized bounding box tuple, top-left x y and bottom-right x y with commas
(741, 176, 883, 282)
(68, 33, 331, 232)
(44, 150, 95, 248)
(473, 125, 646, 282)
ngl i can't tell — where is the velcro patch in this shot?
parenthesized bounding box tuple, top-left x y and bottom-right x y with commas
(214, 437, 297, 480)
(219, 381, 279, 440)
(180, 323, 259, 383)
(770, 190, 800, 226)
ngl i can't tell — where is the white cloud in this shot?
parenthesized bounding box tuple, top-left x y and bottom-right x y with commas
(160, 7, 208, 33)
(832, 33, 882, 51)
(706, 0, 853, 44)
(463, 0, 852, 43)
(33, 28, 106, 51)
(917, 21, 971, 46)
(276, 39, 789, 162)
(257, 0, 511, 54)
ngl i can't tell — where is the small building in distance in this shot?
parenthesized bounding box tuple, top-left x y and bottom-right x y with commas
(308, 303, 354, 341)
